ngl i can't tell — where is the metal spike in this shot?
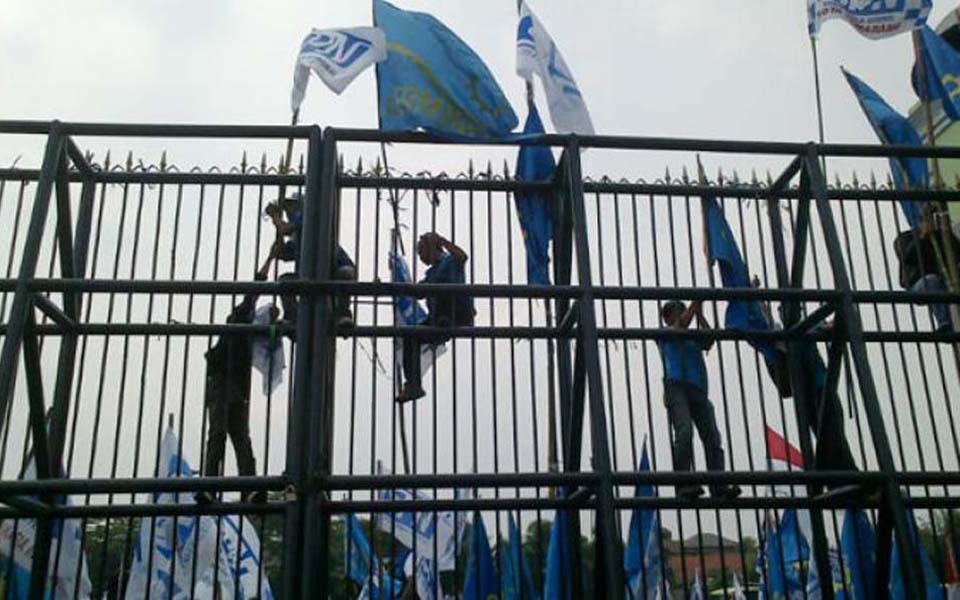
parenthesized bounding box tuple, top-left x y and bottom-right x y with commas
(503, 159, 510, 179)
(125, 151, 133, 172)
(851, 170, 860, 187)
(486, 160, 493, 178)
(468, 159, 474, 178)
(260, 152, 268, 173)
(160, 150, 167, 172)
(716, 166, 724, 186)
(751, 169, 758, 186)
(104, 151, 111, 171)
(732, 169, 740, 185)
(681, 165, 690, 184)
(664, 166, 671, 183)
(869, 170, 877, 189)
(337, 153, 344, 174)
(298, 153, 304, 174)
(357, 156, 363, 176)
(886, 172, 894, 188)
(277, 153, 285, 172)
(374, 156, 382, 176)
(765, 170, 773, 187)
(84, 150, 95, 167)
(241, 151, 248, 173)
(954, 173, 960, 190)
(835, 173, 843, 189)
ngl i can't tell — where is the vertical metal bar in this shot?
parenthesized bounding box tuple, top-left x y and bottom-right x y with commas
(803, 150, 926, 599)
(282, 126, 322, 600)
(766, 157, 835, 599)
(0, 124, 64, 433)
(563, 139, 622, 598)
(303, 126, 336, 599)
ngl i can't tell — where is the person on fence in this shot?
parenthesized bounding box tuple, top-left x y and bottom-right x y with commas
(199, 250, 278, 504)
(396, 232, 474, 403)
(265, 193, 356, 329)
(658, 299, 741, 500)
(894, 219, 954, 332)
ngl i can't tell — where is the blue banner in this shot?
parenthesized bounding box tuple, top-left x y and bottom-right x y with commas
(515, 104, 556, 285)
(808, 0, 931, 39)
(503, 513, 539, 600)
(841, 509, 877, 600)
(843, 69, 928, 229)
(374, 0, 517, 138)
(624, 442, 665, 599)
(915, 25, 960, 120)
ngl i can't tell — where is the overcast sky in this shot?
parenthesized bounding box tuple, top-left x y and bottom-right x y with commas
(2, 0, 957, 180)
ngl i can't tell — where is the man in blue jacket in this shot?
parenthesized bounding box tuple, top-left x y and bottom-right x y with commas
(658, 299, 741, 500)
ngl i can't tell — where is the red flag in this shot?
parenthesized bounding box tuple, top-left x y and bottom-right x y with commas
(765, 426, 804, 470)
(946, 532, 960, 584)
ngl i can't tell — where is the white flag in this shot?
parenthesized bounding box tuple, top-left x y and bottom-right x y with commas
(516, 1, 594, 135)
(290, 27, 387, 111)
(0, 462, 92, 599)
(125, 427, 273, 600)
(807, 0, 931, 39)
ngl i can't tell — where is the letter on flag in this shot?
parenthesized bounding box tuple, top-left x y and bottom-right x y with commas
(374, 0, 518, 138)
(914, 25, 960, 120)
(290, 27, 387, 111)
(516, 1, 595, 135)
(843, 68, 928, 229)
(515, 104, 556, 286)
(807, 0, 931, 39)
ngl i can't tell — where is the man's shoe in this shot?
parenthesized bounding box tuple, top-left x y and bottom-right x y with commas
(676, 485, 705, 501)
(712, 484, 742, 500)
(396, 384, 426, 404)
(243, 490, 268, 504)
(194, 491, 216, 506)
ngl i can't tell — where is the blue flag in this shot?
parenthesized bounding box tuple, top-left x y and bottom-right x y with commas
(843, 69, 928, 229)
(914, 25, 960, 120)
(347, 514, 376, 586)
(762, 509, 810, 598)
(890, 512, 941, 599)
(840, 509, 877, 600)
(515, 104, 556, 285)
(624, 442, 665, 599)
(503, 513, 539, 600)
(464, 513, 499, 600)
(373, 0, 518, 138)
(703, 197, 779, 363)
(544, 504, 584, 600)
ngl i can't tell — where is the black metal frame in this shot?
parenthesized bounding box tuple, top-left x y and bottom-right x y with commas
(0, 120, 958, 599)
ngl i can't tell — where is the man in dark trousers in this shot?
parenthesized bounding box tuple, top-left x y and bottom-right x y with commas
(658, 299, 741, 500)
(894, 220, 954, 332)
(200, 249, 278, 503)
(265, 193, 356, 329)
(396, 232, 474, 403)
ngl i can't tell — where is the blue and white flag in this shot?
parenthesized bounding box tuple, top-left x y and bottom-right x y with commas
(890, 512, 942, 599)
(389, 252, 447, 377)
(374, 0, 517, 138)
(624, 441, 666, 600)
(291, 27, 387, 111)
(807, 0, 931, 39)
(915, 25, 960, 120)
(373, 461, 466, 571)
(515, 104, 556, 286)
(517, 1, 594, 135)
(688, 570, 704, 600)
(843, 68, 928, 229)
(0, 461, 92, 599)
(463, 513, 498, 600)
(125, 427, 273, 600)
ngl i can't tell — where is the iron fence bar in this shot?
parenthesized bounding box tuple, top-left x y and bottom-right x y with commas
(31, 294, 75, 331)
(803, 150, 927, 599)
(0, 120, 315, 138)
(0, 124, 63, 437)
(281, 125, 322, 600)
(564, 139, 623, 599)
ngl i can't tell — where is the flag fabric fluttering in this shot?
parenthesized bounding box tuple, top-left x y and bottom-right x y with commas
(347, 515, 403, 598)
(290, 27, 387, 112)
(503, 513, 539, 600)
(463, 513, 499, 600)
(374, 0, 517, 138)
(544, 503, 582, 600)
(252, 303, 285, 396)
(389, 252, 447, 376)
(807, 0, 931, 39)
(0, 461, 92, 599)
(889, 512, 942, 599)
(125, 427, 273, 600)
(840, 509, 877, 600)
(514, 104, 556, 286)
(624, 441, 666, 600)
(731, 571, 747, 600)
(764, 509, 810, 599)
(688, 569, 704, 600)
(914, 25, 960, 119)
(516, 1, 594, 135)
(843, 68, 928, 229)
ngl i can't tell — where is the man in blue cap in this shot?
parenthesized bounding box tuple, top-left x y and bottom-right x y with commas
(658, 299, 741, 500)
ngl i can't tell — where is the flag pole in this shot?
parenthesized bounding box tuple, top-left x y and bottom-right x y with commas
(809, 35, 829, 177)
